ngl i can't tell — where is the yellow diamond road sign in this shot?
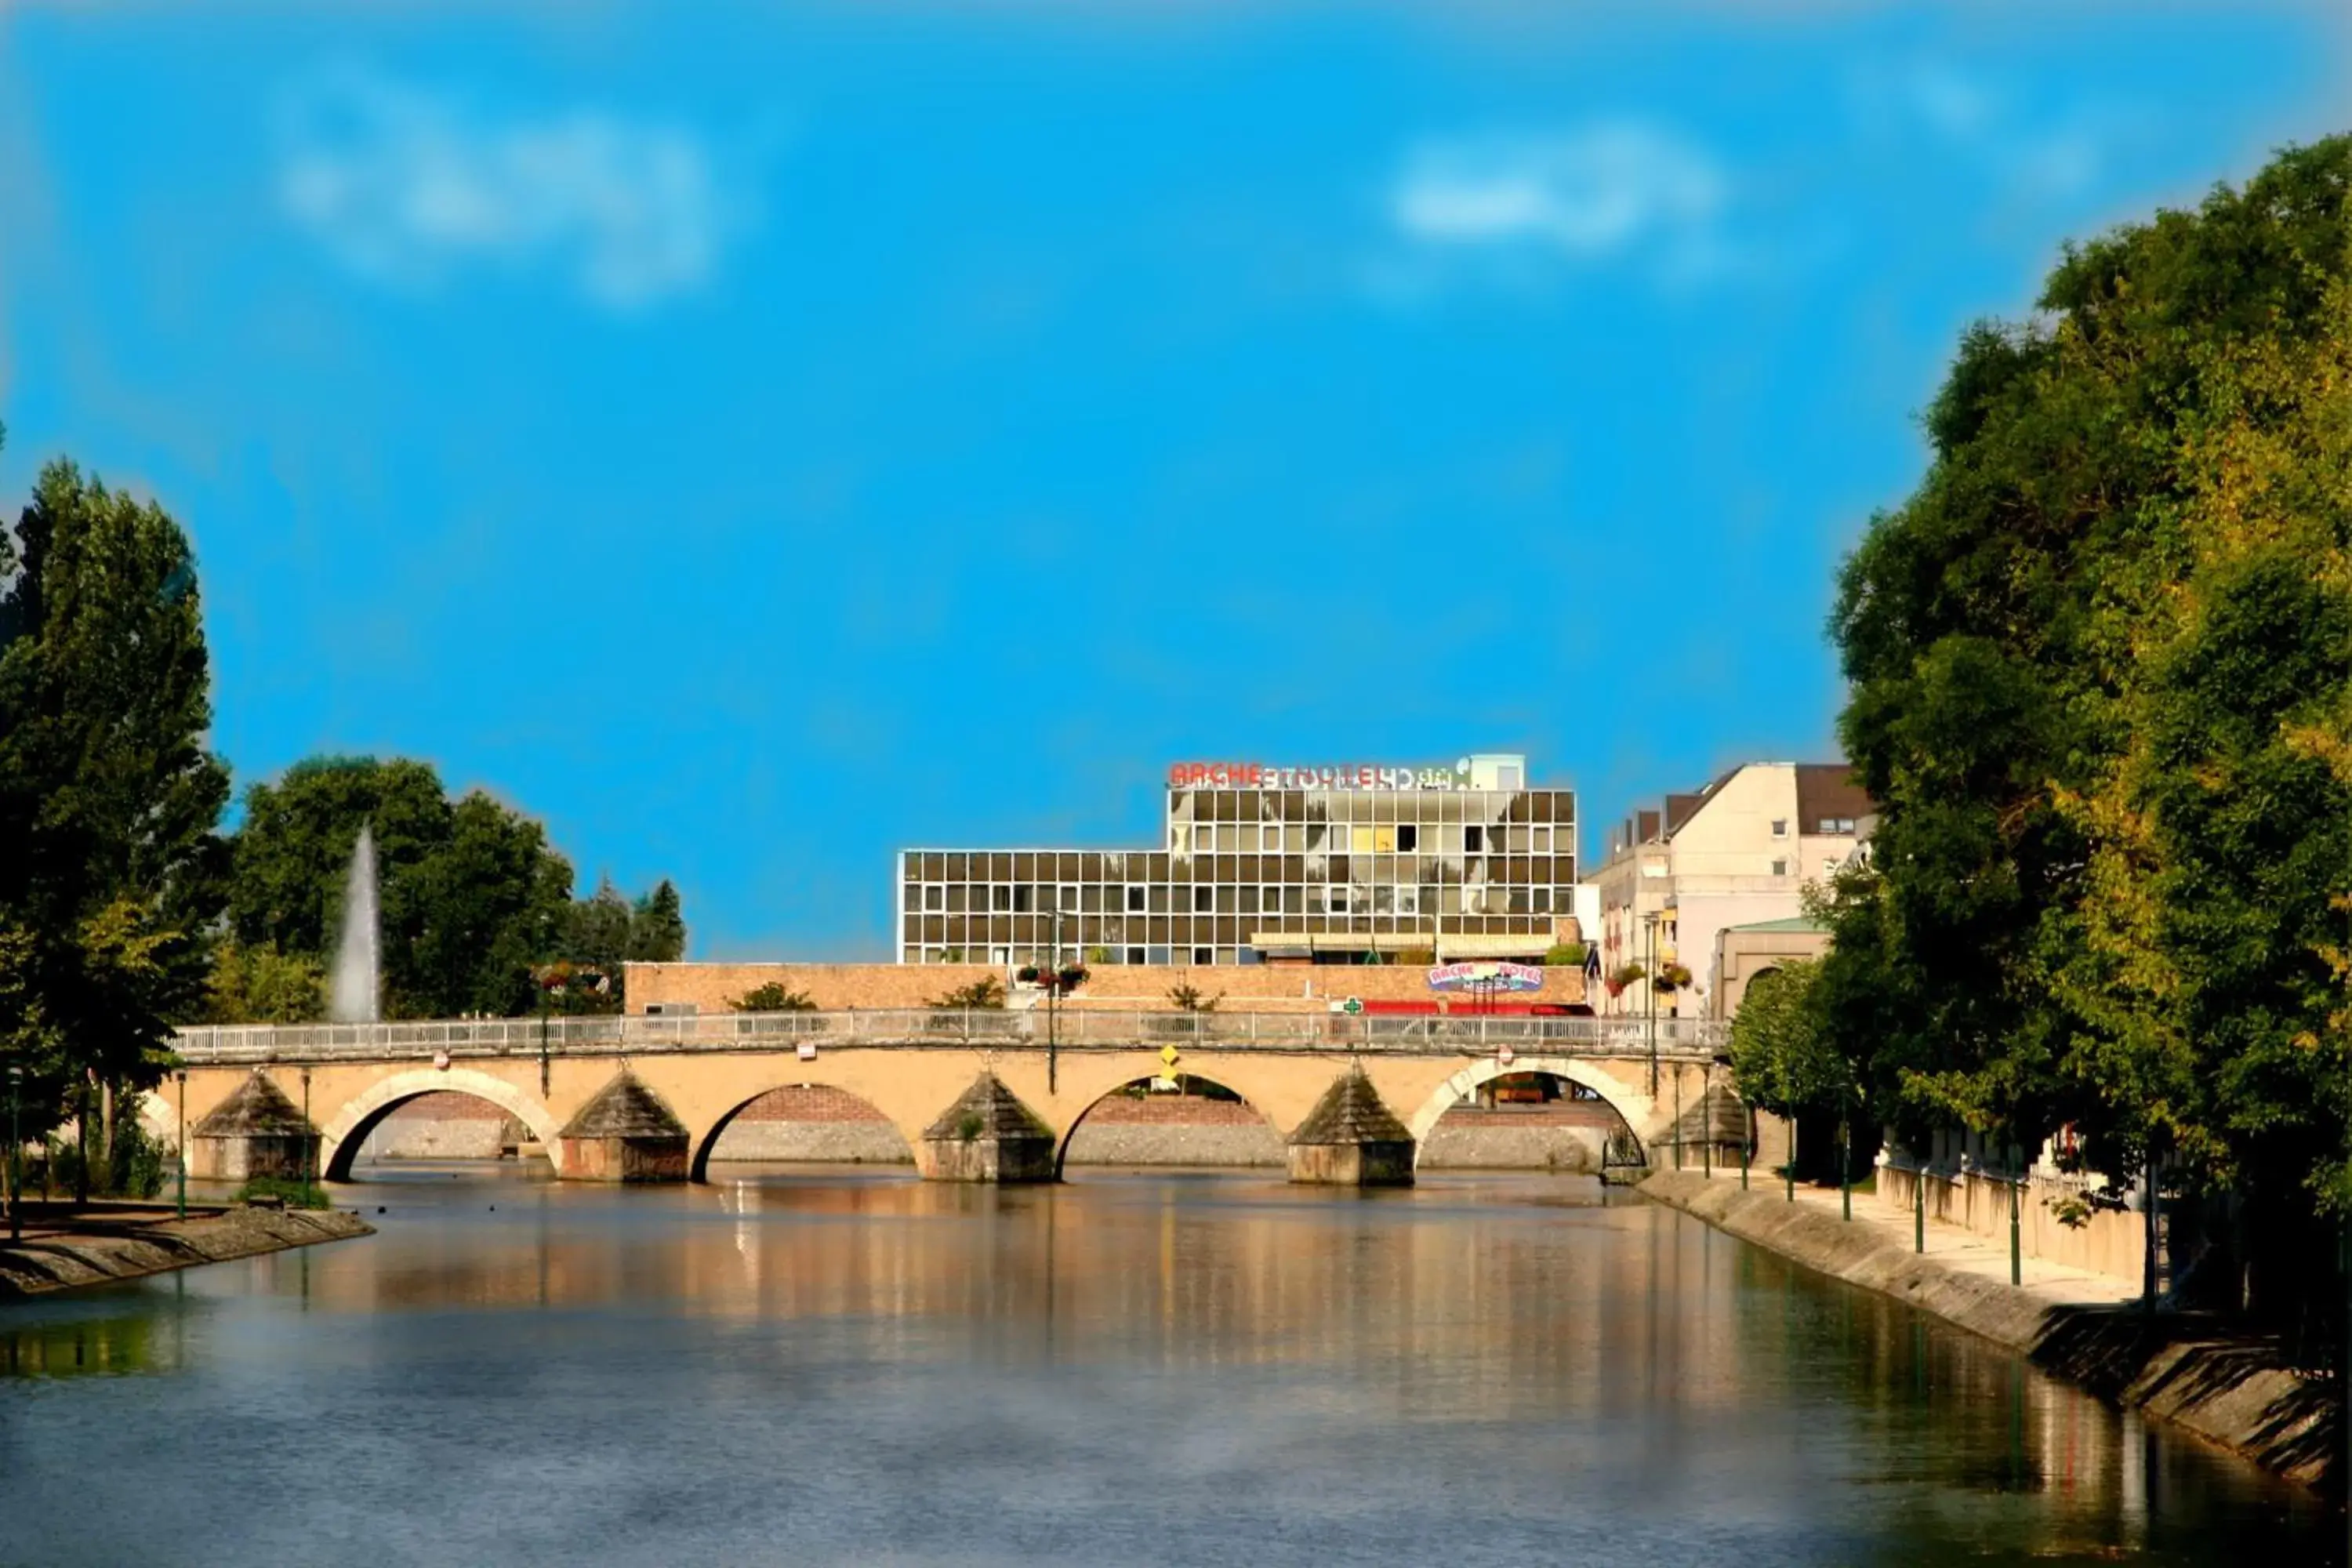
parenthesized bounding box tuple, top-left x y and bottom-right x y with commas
(1160, 1043, 1181, 1069)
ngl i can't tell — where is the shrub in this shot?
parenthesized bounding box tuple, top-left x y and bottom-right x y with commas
(731, 982, 817, 1012)
(1543, 942, 1588, 967)
(927, 976, 1006, 1010)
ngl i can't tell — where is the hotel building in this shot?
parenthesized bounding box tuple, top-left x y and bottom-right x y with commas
(897, 754, 1585, 967)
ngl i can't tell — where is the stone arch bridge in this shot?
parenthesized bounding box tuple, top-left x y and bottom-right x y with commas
(163, 1009, 1731, 1185)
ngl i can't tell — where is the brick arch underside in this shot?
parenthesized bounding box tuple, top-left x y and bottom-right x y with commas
(321, 1069, 565, 1181)
(1051, 1070, 1283, 1177)
(688, 1084, 919, 1181)
(1402, 1056, 1650, 1170)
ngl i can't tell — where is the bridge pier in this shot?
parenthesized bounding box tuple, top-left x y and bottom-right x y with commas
(1287, 1069, 1415, 1187)
(919, 1073, 1057, 1183)
(188, 1070, 320, 1182)
(557, 1072, 689, 1182)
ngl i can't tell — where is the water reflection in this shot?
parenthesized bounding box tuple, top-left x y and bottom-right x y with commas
(0, 1165, 2332, 1566)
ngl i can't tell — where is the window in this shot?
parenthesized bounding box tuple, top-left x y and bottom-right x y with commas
(1771, 858, 1788, 877)
(1192, 824, 1212, 852)
(1192, 946, 1214, 966)
(1263, 884, 1282, 914)
(1818, 818, 1836, 833)
(1835, 817, 1856, 833)
(923, 885, 944, 911)
(992, 884, 1012, 912)
(1353, 826, 1376, 853)
(1125, 946, 1145, 965)
(1770, 819, 1788, 839)
(1396, 886, 1418, 916)
(1465, 824, 1484, 853)
(1127, 885, 1147, 913)
(1529, 826, 1548, 853)
(1396, 823, 1418, 852)
(1373, 826, 1396, 853)
(1193, 886, 1214, 913)
(1262, 825, 1280, 851)
(1328, 886, 1352, 913)
(1012, 885, 1033, 913)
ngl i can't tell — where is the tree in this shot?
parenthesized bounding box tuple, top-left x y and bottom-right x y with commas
(0, 448, 230, 1146)
(1825, 135, 2352, 1329)
(205, 942, 325, 1024)
(628, 879, 687, 963)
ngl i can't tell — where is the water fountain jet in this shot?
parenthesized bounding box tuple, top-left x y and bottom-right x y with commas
(329, 824, 380, 1024)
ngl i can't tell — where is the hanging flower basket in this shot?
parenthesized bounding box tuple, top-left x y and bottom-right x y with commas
(1603, 961, 1645, 999)
(1057, 965, 1090, 992)
(1653, 962, 1693, 993)
(1015, 964, 1042, 985)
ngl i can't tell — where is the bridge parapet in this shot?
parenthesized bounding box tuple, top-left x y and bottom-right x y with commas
(171, 1009, 1727, 1066)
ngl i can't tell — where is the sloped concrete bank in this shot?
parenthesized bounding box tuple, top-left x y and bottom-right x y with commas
(1640, 1171, 2339, 1494)
(0, 1207, 374, 1298)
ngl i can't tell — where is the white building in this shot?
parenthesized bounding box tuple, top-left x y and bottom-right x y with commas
(1588, 762, 1871, 1019)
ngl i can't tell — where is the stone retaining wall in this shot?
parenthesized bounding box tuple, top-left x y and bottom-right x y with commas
(1640, 1171, 2338, 1493)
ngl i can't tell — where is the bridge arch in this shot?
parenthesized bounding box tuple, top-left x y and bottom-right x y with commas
(1052, 1072, 1283, 1178)
(321, 1069, 565, 1181)
(688, 1083, 920, 1183)
(1402, 1055, 1653, 1171)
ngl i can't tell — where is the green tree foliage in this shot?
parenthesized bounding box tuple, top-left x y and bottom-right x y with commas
(1824, 136, 2352, 1321)
(730, 982, 816, 1012)
(628, 880, 687, 963)
(226, 758, 687, 1019)
(925, 975, 1006, 1010)
(0, 445, 230, 1138)
(204, 942, 325, 1024)
(1726, 961, 1842, 1120)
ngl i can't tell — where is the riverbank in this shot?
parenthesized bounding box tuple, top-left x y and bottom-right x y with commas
(1640, 1170, 2341, 1495)
(0, 1203, 374, 1298)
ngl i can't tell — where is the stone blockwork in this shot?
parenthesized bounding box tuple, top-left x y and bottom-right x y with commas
(921, 1074, 1057, 1182)
(559, 1073, 690, 1182)
(705, 1087, 914, 1164)
(355, 1091, 521, 1161)
(1063, 1094, 1284, 1167)
(1640, 1171, 2339, 1493)
(1287, 1070, 1415, 1186)
(627, 960, 1586, 1015)
(1417, 1105, 1610, 1173)
(188, 1072, 319, 1181)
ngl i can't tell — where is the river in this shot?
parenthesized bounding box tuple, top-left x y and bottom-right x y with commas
(0, 1166, 2333, 1566)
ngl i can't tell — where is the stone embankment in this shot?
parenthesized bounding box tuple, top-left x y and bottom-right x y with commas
(1640, 1171, 2340, 1494)
(0, 1205, 374, 1298)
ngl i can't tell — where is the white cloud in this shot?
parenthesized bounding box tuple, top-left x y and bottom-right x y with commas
(277, 68, 746, 310)
(1390, 122, 1727, 269)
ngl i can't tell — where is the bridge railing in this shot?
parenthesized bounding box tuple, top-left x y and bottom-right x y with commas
(169, 1008, 1729, 1065)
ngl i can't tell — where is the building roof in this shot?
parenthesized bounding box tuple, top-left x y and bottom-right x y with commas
(922, 1073, 1053, 1142)
(192, 1071, 314, 1137)
(1795, 762, 1873, 830)
(1287, 1068, 1411, 1147)
(1725, 916, 1831, 934)
(560, 1072, 687, 1139)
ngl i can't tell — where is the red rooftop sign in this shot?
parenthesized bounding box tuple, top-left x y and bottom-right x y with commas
(1168, 762, 1470, 791)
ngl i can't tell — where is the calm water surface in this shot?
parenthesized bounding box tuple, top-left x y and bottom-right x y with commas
(0, 1166, 2333, 1566)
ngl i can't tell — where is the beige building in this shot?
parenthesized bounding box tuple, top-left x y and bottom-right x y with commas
(1589, 762, 1869, 1020)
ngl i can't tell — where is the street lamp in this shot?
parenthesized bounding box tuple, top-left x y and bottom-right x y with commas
(7, 1065, 20, 1243)
(300, 1068, 314, 1202)
(175, 1069, 187, 1221)
(1047, 909, 1063, 1096)
(1642, 913, 1659, 1098)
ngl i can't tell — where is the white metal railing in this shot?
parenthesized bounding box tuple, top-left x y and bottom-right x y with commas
(169, 1009, 1730, 1065)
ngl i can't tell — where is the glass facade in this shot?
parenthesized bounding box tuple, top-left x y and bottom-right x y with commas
(898, 757, 1577, 966)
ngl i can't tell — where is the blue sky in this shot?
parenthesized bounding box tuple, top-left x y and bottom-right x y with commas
(2, 2, 2346, 958)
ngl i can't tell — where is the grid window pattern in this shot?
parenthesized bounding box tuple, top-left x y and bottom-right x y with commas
(898, 786, 1578, 965)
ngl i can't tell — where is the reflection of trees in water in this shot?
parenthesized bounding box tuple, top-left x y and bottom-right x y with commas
(1, 1309, 187, 1379)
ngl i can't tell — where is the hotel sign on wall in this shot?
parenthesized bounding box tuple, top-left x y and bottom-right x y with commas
(1167, 760, 1474, 791)
(1427, 961, 1546, 994)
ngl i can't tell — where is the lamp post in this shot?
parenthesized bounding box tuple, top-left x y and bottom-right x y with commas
(1643, 913, 1658, 1098)
(176, 1069, 187, 1222)
(1047, 909, 1062, 1096)
(2009, 1136, 2022, 1289)
(301, 1068, 314, 1203)
(7, 1065, 20, 1244)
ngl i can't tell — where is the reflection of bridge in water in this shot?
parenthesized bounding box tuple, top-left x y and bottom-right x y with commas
(165, 1011, 1734, 1185)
